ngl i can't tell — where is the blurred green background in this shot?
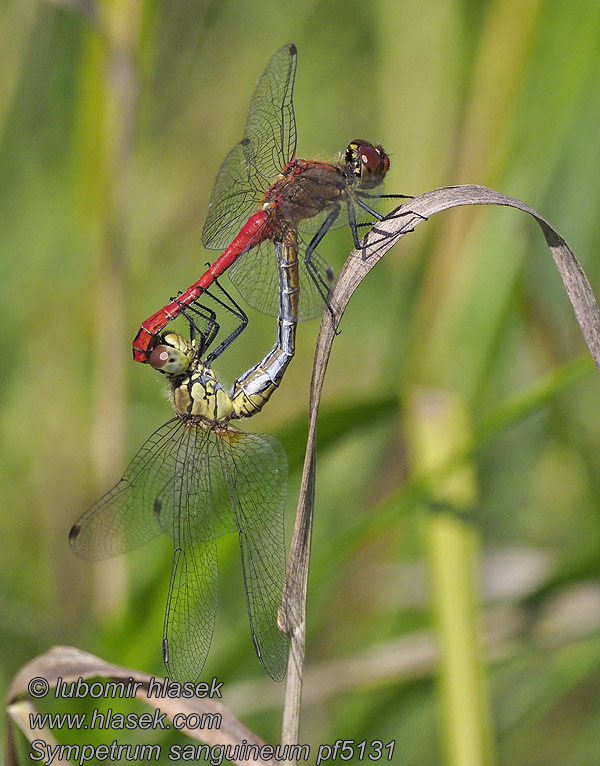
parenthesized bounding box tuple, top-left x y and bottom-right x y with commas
(3, 0, 600, 763)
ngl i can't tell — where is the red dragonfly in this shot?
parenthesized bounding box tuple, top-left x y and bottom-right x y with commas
(133, 43, 391, 362)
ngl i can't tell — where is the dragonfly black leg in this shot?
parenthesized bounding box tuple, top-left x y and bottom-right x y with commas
(202, 276, 249, 363)
(305, 206, 340, 320)
(354, 193, 420, 258)
(354, 194, 386, 224)
(379, 193, 414, 201)
(346, 196, 362, 249)
(350, 196, 385, 259)
(174, 275, 249, 362)
(176, 298, 220, 358)
(360, 206, 429, 260)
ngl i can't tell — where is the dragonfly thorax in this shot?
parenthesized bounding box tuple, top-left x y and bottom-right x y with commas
(262, 158, 347, 229)
(171, 362, 235, 424)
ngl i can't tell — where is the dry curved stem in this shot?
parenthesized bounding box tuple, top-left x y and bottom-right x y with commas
(5, 646, 278, 766)
(279, 184, 600, 755)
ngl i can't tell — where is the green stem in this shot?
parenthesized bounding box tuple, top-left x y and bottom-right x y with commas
(409, 389, 495, 766)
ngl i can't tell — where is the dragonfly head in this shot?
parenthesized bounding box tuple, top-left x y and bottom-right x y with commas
(148, 333, 196, 375)
(345, 139, 390, 189)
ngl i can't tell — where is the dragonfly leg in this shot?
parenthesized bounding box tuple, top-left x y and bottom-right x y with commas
(388, 206, 428, 223)
(203, 277, 249, 363)
(354, 194, 387, 223)
(306, 205, 340, 260)
(353, 193, 417, 258)
(174, 277, 250, 362)
(305, 206, 340, 320)
(349, 194, 399, 263)
(348, 195, 385, 262)
(176, 299, 220, 358)
(360, 207, 429, 260)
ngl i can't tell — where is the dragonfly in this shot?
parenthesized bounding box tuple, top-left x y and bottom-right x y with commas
(70, 269, 299, 682)
(133, 43, 393, 362)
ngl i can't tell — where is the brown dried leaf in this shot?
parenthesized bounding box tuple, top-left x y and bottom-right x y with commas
(6, 646, 278, 766)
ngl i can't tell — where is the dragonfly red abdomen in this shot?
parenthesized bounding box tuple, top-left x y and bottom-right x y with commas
(132, 209, 271, 361)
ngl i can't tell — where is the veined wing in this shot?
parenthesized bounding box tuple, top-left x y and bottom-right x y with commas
(69, 418, 187, 561)
(153, 424, 238, 542)
(217, 430, 289, 682)
(160, 423, 274, 682)
(202, 44, 297, 250)
(162, 540, 218, 684)
(242, 43, 297, 184)
(201, 141, 265, 251)
(160, 423, 221, 682)
(228, 238, 334, 321)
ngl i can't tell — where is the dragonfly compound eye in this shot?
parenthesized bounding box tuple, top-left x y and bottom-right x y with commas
(148, 345, 191, 374)
(375, 144, 390, 175)
(345, 139, 389, 188)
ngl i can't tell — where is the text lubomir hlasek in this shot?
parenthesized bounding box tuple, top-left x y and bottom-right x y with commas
(52, 676, 223, 699)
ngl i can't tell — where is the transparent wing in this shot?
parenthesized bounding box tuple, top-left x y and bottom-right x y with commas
(202, 44, 297, 250)
(218, 430, 289, 681)
(153, 426, 237, 542)
(242, 43, 297, 184)
(69, 418, 186, 561)
(160, 424, 220, 682)
(161, 423, 286, 682)
(228, 238, 335, 321)
(201, 141, 264, 251)
(162, 540, 217, 684)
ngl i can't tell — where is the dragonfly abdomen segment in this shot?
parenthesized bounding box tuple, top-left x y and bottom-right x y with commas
(229, 340, 293, 418)
(229, 236, 299, 418)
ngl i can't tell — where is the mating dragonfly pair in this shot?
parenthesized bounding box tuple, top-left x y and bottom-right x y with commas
(70, 43, 397, 682)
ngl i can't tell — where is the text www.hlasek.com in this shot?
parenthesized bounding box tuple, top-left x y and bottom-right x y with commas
(28, 706, 221, 732)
